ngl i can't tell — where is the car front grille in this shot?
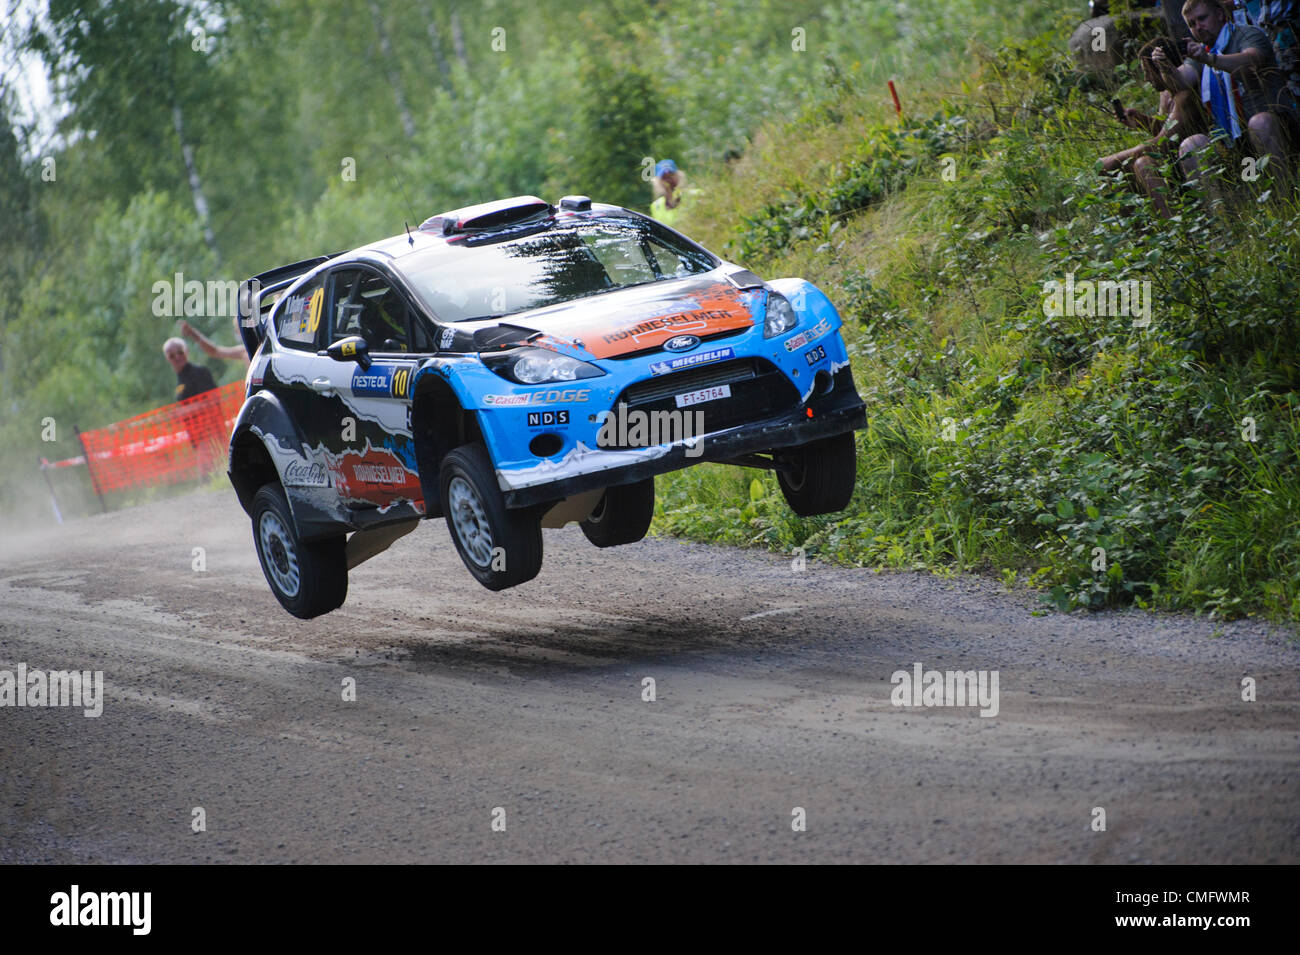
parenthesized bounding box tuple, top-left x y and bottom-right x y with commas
(601, 358, 801, 448)
(623, 358, 762, 405)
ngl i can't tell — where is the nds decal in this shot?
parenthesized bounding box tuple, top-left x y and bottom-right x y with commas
(649, 346, 734, 376)
(483, 388, 592, 406)
(783, 318, 832, 352)
(527, 410, 569, 428)
(351, 364, 415, 398)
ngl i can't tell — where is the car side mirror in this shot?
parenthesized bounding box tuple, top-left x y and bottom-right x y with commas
(324, 336, 371, 370)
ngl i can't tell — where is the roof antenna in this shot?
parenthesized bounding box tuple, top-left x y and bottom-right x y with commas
(385, 152, 418, 245)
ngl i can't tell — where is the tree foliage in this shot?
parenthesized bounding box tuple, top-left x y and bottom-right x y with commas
(0, 0, 1063, 523)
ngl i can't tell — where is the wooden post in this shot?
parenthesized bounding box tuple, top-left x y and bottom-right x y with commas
(38, 456, 64, 524)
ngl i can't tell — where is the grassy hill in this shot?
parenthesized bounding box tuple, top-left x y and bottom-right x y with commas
(655, 19, 1300, 624)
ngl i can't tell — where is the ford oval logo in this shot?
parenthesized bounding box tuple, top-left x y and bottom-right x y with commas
(663, 335, 700, 352)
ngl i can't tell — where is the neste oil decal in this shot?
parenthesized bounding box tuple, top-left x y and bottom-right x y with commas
(351, 365, 415, 397)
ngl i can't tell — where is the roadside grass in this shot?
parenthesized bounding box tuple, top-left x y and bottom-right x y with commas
(655, 22, 1300, 625)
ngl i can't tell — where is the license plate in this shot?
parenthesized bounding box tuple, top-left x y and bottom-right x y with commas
(674, 384, 731, 408)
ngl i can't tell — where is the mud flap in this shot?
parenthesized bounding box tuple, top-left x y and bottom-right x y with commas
(345, 519, 420, 570)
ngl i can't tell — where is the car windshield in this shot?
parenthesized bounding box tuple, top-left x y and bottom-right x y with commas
(395, 216, 717, 323)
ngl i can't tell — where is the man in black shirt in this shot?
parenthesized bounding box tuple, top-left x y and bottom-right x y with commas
(163, 337, 217, 401)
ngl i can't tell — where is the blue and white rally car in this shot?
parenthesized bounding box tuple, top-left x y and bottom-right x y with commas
(228, 195, 866, 618)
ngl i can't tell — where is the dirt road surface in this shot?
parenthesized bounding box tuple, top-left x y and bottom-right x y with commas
(1, 488, 1297, 863)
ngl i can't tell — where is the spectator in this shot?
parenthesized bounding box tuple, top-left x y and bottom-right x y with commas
(650, 159, 689, 226)
(1151, 0, 1298, 194)
(1235, 1, 1300, 102)
(1099, 37, 1210, 216)
(163, 337, 217, 402)
(180, 317, 250, 365)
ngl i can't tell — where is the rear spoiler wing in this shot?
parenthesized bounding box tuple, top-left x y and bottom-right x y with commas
(238, 252, 344, 358)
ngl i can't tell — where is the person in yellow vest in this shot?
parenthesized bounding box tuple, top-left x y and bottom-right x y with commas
(649, 159, 691, 226)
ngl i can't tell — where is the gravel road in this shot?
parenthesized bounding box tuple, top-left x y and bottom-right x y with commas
(1, 487, 1296, 863)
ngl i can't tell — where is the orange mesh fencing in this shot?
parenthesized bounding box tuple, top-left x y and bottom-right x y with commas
(76, 382, 245, 493)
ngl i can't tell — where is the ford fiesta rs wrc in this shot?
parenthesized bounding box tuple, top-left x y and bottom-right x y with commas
(228, 195, 866, 618)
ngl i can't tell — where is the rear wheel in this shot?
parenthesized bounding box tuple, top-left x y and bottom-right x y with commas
(440, 443, 543, 590)
(251, 483, 348, 618)
(580, 477, 655, 547)
(776, 432, 858, 517)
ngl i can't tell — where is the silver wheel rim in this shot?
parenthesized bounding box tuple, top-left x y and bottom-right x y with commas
(448, 475, 494, 567)
(259, 509, 301, 597)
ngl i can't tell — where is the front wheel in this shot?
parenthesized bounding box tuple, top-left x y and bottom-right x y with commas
(440, 443, 543, 590)
(251, 483, 348, 618)
(580, 477, 655, 547)
(776, 432, 858, 517)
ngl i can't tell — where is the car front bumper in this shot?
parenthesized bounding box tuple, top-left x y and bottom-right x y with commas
(500, 364, 866, 509)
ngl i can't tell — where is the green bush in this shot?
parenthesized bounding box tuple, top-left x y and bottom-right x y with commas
(658, 25, 1300, 624)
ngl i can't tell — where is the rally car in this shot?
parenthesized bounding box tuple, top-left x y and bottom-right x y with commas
(228, 195, 866, 618)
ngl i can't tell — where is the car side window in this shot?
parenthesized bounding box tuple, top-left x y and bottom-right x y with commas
(330, 269, 411, 353)
(409, 311, 435, 352)
(276, 275, 326, 350)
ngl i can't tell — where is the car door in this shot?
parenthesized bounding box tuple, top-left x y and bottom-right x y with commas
(322, 265, 428, 510)
(265, 271, 340, 489)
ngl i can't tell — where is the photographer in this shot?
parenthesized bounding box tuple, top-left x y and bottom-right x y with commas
(1151, 0, 1297, 193)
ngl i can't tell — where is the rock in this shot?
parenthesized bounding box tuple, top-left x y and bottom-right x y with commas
(1071, 12, 1168, 76)
(1070, 16, 1123, 72)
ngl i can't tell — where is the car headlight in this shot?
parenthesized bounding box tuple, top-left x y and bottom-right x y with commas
(764, 291, 798, 338)
(482, 346, 604, 384)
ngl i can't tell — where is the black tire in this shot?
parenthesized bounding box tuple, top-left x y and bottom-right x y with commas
(580, 477, 655, 548)
(251, 483, 348, 619)
(440, 443, 543, 590)
(776, 431, 858, 517)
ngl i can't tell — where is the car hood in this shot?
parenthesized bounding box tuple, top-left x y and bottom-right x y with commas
(463, 275, 759, 360)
